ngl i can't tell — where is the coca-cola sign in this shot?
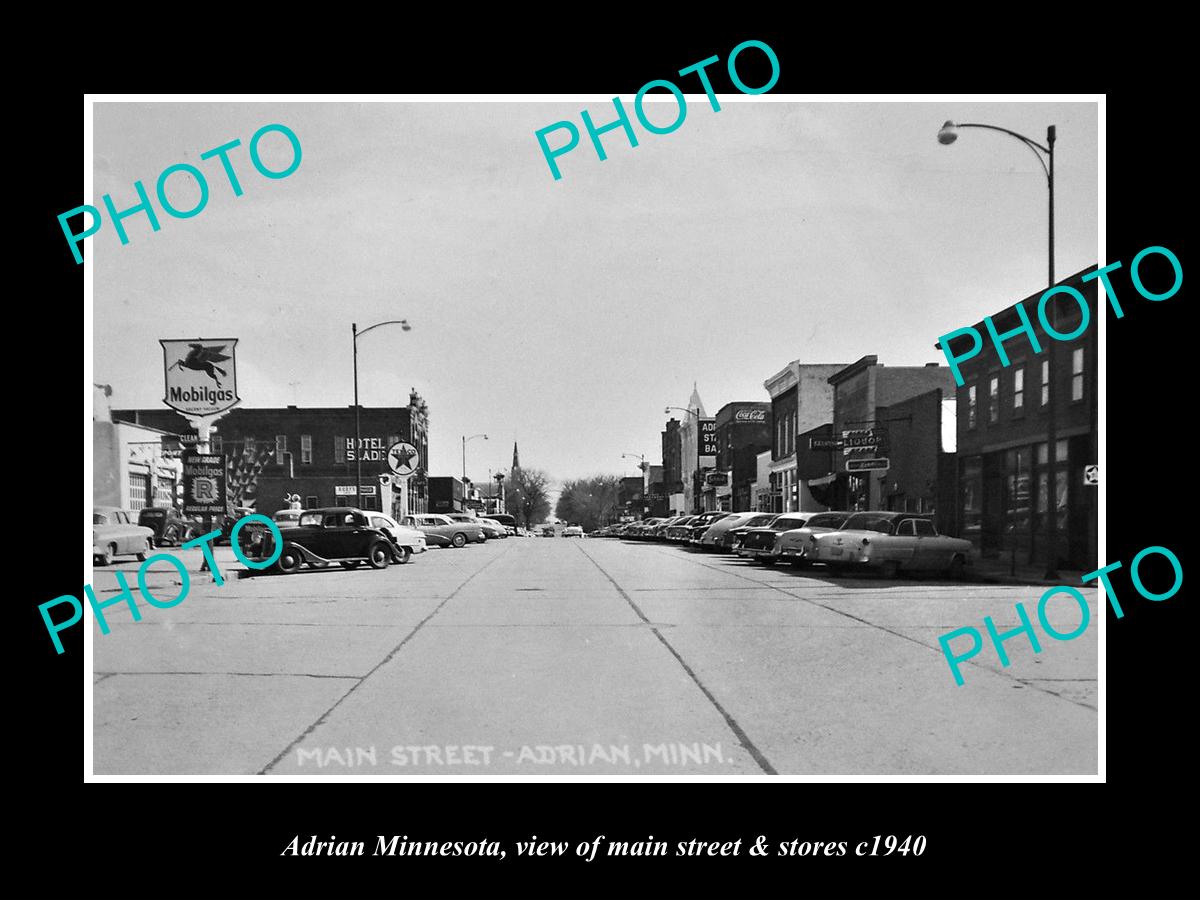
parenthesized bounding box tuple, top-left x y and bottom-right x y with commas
(734, 409, 767, 422)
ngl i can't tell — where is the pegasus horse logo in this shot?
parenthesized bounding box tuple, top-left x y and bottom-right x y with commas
(168, 344, 232, 387)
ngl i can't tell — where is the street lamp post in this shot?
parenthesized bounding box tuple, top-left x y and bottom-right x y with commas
(353, 319, 411, 509)
(938, 120, 1060, 578)
(462, 433, 488, 484)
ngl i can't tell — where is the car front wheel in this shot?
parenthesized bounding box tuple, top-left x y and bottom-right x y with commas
(451, 533, 467, 548)
(394, 546, 412, 565)
(276, 546, 303, 574)
(367, 541, 391, 569)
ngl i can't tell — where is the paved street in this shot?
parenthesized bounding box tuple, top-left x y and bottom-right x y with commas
(92, 537, 1097, 776)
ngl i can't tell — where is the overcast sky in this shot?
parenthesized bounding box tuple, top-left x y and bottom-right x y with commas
(92, 99, 1097, 486)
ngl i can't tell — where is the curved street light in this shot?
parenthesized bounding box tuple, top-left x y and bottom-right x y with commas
(353, 319, 412, 509)
(938, 118, 1061, 579)
(462, 433, 488, 483)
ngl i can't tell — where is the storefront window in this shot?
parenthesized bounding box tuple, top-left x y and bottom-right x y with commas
(1004, 447, 1031, 537)
(848, 475, 868, 511)
(961, 457, 982, 545)
(1056, 438, 1068, 461)
(1036, 442, 1048, 466)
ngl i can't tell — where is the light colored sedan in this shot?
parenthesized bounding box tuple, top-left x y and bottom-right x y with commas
(93, 506, 154, 565)
(772, 511, 852, 566)
(403, 514, 486, 548)
(562, 525, 584, 538)
(808, 511, 972, 578)
(699, 512, 765, 551)
(366, 512, 427, 563)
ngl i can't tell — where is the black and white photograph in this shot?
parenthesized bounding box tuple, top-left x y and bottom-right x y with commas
(81, 93, 1106, 779)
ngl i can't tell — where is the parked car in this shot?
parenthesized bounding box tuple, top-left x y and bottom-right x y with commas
(240, 507, 396, 574)
(445, 513, 491, 542)
(666, 516, 697, 541)
(478, 518, 509, 539)
(486, 513, 518, 535)
(542, 525, 556, 537)
(364, 512, 427, 563)
(563, 524, 584, 537)
(735, 513, 813, 562)
(772, 511, 852, 566)
(703, 512, 779, 551)
(93, 507, 155, 565)
(686, 511, 732, 545)
(137, 507, 199, 547)
(400, 513, 487, 548)
(807, 511, 972, 578)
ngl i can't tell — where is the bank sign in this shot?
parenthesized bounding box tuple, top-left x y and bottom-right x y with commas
(161, 338, 240, 417)
(699, 418, 718, 458)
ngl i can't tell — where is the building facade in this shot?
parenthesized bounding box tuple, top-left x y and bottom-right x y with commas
(94, 385, 183, 511)
(112, 390, 431, 516)
(946, 267, 1098, 570)
(661, 418, 682, 514)
(704, 402, 772, 512)
(763, 362, 848, 512)
(825, 357, 956, 512)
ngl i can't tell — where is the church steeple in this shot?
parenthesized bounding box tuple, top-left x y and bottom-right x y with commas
(512, 441, 520, 471)
(687, 382, 707, 418)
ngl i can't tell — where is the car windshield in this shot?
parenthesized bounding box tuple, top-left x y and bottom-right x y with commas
(843, 513, 896, 534)
(807, 513, 849, 529)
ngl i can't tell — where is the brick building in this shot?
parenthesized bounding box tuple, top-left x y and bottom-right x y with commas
(112, 389, 431, 515)
(942, 267, 1098, 570)
(704, 401, 772, 512)
(763, 361, 848, 512)
(826, 356, 956, 512)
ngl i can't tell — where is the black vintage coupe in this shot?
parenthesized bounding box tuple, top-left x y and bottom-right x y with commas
(240, 507, 398, 574)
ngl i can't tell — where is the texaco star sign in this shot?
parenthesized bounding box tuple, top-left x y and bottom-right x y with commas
(387, 441, 420, 477)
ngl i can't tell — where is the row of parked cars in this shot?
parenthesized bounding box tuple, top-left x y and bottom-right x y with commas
(94, 504, 519, 573)
(595, 510, 973, 578)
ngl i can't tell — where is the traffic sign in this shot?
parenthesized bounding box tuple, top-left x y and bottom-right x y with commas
(846, 457, 890, 472)
(1083, 464, 1098, 486)
(387, 441, 420, 476)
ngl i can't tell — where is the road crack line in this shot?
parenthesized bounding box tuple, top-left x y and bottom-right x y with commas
(643, 545, 1097, 711)
(258, 541, 514, 774)
(576, 542, 777, 775)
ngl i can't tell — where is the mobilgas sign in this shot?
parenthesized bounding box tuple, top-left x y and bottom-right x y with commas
(161, 338, 240, 417)
(182, 451, 227, 515)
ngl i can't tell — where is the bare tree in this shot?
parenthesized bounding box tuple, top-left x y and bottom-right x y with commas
(555, 475, 621, 532)
(505, 467, 551, 528)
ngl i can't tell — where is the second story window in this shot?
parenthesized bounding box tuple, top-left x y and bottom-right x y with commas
(967, 385, 977, 429)
(1041, 360, 1050, 406)
(301, 434, 312, 464)
(988, 376, 999, 424)
(1013, 368, 1024, 411)
(1071, 348, 1085, 401)
(275, 434, 287, 466)
(334, 436, 346, 464)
